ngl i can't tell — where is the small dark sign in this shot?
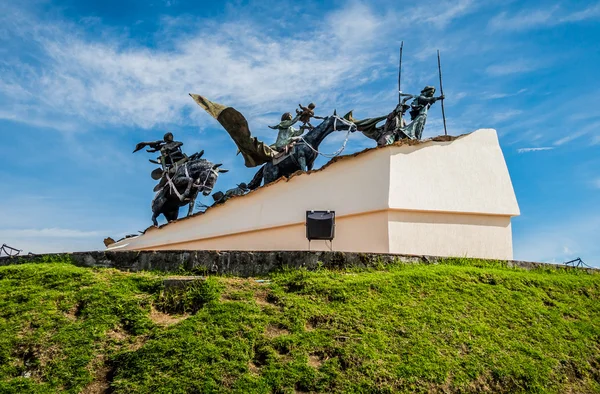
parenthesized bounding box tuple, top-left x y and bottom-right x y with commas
(306, 211, 335, 241)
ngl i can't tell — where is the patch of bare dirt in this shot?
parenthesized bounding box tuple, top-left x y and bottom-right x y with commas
(106, 327, 128, 342)
(265, 324, 290, 338)
(81, 355, 111, 394)
(255, 290, 275, 307)
(63, 303, 78, 322)
(308, 354, 322, 368)
(127, 335, 148, 352)
(149, 305, 189, 326)
(248, 361, 260, 375)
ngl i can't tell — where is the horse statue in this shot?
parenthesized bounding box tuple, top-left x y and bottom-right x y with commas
(189, 94, 357, 190)
(247, 114, 356, 189)
(151, 158, 228, 226)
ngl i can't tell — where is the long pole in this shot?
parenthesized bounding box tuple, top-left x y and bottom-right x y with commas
(398, 41, 403, 104)
(437, 49, 448, 136)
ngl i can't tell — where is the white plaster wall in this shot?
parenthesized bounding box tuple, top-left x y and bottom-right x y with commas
(108, 129, 519, 258)
(142, 211, 390, 253)
(114, 145, 391, 251)
(388, 129, 520, 216)
(387, 210, 514, 259)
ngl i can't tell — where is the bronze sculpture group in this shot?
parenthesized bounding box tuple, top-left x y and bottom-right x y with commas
(135, 47, 448, 225)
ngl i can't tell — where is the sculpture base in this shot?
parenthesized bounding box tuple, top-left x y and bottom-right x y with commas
(108, 129, 520, 260)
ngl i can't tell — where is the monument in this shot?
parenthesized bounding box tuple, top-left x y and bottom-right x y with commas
(112, 47, 520, 260)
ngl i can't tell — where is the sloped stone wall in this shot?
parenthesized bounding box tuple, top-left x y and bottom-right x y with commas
(1, 250, 596, 276)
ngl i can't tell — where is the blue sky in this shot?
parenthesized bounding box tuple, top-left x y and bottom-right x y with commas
(0, 0, 599, 266)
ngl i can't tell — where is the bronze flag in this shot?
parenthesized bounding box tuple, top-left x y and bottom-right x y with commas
(189, 94, 276, 168)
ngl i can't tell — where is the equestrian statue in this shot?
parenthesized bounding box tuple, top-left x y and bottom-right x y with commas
(133, 132, 228, 226)
(189, 94, 357, 190)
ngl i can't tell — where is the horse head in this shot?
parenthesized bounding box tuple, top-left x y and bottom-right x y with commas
(330, 111, 357, 133)
(300, 112, 357, 152)
(193, 162, 228, 196)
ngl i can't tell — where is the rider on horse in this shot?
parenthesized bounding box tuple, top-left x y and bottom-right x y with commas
(159, 132, 187, 169)
(268, 112, 304, 153)
(133, 132, 202, 193)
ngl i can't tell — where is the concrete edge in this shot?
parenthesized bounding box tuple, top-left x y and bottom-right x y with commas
(0, 250, 597, 277)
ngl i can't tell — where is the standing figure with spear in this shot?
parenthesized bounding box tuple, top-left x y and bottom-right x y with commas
(399, 84, 445, 140)
(377, 42, 413, 146)
(352, 44, 448, 145)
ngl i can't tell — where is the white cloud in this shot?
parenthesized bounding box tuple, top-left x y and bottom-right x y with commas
(0, 228, 104, 238)
(492, 109, 523, 122)
(0, 5, 386, 131)
(488, 4, 600, 31)
(486, 60, 539, 76)
(488, 8, 557, 31)
(0, 0, 489, 133)
(554, 121, 600, 146)
(516, 147, 554, 153)
(484, 88, 528, 100)
(591, 178, 600, 189)
(421, 0, 477, 27)
(560, 3, 600, 22)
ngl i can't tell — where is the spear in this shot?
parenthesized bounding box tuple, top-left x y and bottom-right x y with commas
(398, 41, 404, 104)
(437, 50, 448, 136)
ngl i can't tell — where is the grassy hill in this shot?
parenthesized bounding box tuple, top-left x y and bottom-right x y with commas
(0, 258, 598, 393)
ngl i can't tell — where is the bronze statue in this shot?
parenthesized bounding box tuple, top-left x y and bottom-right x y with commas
(268, 112, 304, 152)
(402, 86, 444, 121)
(351, 85, 446, 146)
(296, 102, 320, 130)
(377, 97, 411, 146)
(133, 132, 189, 175)
(398, 85, 444, 140)
(211, 182, 249, 205)
(150, 161, 227, 226)
(134, 132, 227, 225)
(190, 93, 356, 189)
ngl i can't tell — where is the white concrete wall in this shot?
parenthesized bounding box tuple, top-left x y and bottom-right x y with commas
(108, 129, 519, 259)
(388, 128, 520, 216)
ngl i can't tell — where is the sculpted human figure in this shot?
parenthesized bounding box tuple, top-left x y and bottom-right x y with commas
(377, 97, 411, 146)
(211, 182, 249, 205)
(159, 132, 186, 168)
(268, 112, 304, 152)
(402, 86, 444, 120)
(399, 85, 445, 140)
(133, 131, 227, 224)
(296, 102, 320, 130)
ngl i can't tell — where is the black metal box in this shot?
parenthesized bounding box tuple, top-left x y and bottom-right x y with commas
(306, 211, 335, 241)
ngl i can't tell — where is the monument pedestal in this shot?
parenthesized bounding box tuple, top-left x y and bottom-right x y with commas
(108, 129, 520, 260)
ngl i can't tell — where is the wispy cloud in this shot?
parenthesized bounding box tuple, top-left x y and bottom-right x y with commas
(484, 88, 528, 100)
(486, 60, 539, 76)
(591, 178, 600, 189)
(0, 0, 491, 133)
(489, 3, 600, 31)
(517, 147, 554, 153)
(0, 3, 390, 131)
(0, 228, 105, 238)
(420, 0, 477, 27)
(554, 121, 600, 146)
(492, 109, 523, 122)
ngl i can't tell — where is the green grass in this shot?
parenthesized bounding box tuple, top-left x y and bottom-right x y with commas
(0, 259, 598, 393)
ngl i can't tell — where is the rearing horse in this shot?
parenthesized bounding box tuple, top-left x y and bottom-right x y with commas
(151, 159, 228, 226)
(248, 114, 356, 189)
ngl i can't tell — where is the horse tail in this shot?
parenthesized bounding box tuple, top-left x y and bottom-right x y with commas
(248, 166, 265, 190)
